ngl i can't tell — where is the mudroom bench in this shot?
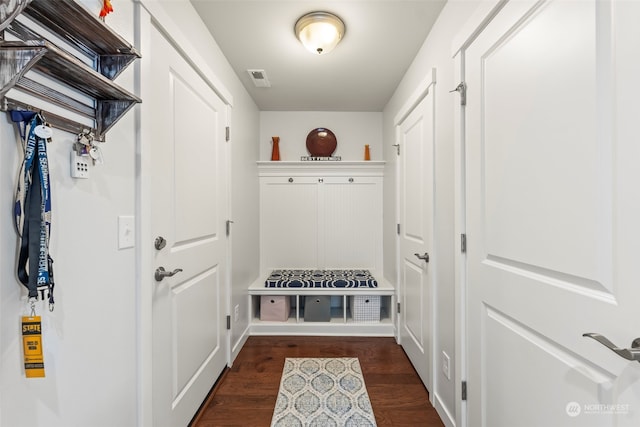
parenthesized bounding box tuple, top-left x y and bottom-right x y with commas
(255, 162, 390, 336)
(248, 269, 395, 336)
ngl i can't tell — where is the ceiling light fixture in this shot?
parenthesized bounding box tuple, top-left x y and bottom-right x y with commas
(294, 11, 345, 55)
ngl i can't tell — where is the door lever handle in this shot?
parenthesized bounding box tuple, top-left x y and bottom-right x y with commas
(583, 333, 640, 363)
(414, 252, 430, 263)
(155, 266, 183, 282)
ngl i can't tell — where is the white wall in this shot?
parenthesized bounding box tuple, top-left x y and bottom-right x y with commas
(0, 2, 138, 426)
(260, 111, 383, 161)
(0, 1, 260, 426)
(382, 1, 480, 425)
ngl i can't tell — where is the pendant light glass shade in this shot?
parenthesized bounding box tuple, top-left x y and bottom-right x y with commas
(295, 12, 345, 55)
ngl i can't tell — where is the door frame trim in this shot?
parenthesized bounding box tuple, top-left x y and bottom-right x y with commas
(394, 68, 437, 126)
(451, 0, 506, 57)
(452, 49, 467, 427)
(135, 2, 233, 426)
(451, 2, 509, 427)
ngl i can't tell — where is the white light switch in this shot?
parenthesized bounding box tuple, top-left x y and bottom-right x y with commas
(118, 215, 135, 249)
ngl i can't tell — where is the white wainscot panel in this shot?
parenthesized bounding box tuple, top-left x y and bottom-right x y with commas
(261, 179, 318, 269)
(322, 179, 381, 269)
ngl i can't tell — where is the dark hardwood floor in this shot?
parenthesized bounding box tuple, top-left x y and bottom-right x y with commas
(191, 336, 445, 427)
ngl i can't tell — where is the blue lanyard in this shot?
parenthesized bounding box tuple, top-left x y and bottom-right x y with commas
(13, 112, 55, 310)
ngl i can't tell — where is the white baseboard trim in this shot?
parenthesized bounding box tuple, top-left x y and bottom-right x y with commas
(434, 392, 456, 427)
(230, 325, 251, 366)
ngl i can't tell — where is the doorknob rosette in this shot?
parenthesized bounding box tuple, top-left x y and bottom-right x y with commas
(154, 236, 167, 250)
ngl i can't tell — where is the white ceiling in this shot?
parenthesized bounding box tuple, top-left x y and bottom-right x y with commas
(190, 0, 446, 111)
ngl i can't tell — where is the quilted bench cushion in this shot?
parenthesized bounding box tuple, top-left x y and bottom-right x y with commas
(265, 269, 378, 288)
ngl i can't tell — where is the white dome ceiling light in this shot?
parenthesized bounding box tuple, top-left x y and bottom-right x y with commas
(294, 11, 345, 55)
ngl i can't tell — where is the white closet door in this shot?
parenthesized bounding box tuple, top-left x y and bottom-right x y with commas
(398, 88, 435, 391)
(464, 0, 640, 426)
(149, 24, 229, 427)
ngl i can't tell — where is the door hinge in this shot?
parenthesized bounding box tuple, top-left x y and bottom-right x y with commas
(450, 82, 467, 106)
(397, 224, 401, 235)
(226, 315, 231, 330)
(226, 220, 234, 237)
(397, 302, 401, 314)
(461, 381, 467, 401)
(461, 233, 467, 253)
(225, 126, 230, 141)
(392, 144, 400, 155)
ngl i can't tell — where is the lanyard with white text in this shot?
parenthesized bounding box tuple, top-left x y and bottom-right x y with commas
(12, 111, 55, 311)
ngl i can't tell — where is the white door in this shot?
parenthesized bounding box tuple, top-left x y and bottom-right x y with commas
(398, 84, 435, 391)
(149, 25, 229, 427)
(464, 0, 640, 426)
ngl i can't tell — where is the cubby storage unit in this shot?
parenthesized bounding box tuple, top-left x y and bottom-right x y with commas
(249, 277, 395, 336)
(254, 161, 394, 336)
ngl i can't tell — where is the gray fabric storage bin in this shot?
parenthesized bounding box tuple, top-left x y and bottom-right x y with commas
(304, 295, 331, 322)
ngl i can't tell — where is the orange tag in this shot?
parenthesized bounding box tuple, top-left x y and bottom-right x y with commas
(22, 316, 45, 378)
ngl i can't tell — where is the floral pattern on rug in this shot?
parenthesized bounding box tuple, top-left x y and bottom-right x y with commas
(271, 358, 377, 427)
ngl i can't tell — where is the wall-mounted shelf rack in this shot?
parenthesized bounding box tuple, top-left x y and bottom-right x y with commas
(0, 0, 141, 140)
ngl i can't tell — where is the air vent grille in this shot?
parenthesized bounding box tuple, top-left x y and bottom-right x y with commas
(247, 69, 271, 88)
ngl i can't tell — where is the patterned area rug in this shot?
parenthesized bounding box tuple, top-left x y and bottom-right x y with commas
(271, 358, 377, 427)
